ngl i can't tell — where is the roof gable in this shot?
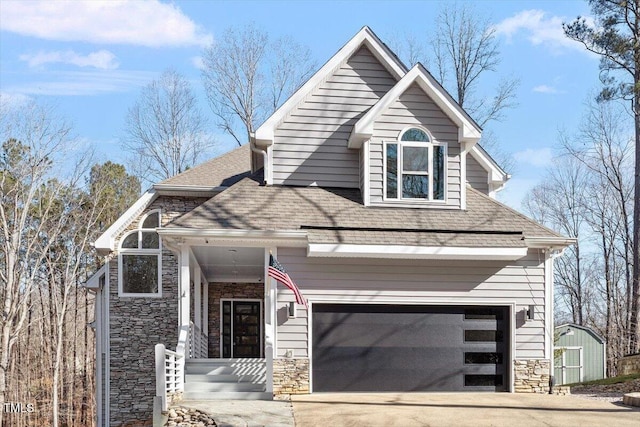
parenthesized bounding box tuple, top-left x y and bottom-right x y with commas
(253, 26, 406, 147)
(349, 63, 482, 149)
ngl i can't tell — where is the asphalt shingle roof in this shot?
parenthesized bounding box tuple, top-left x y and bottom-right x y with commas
(158, 144, 251, 188)
(167, 173, 562, 247)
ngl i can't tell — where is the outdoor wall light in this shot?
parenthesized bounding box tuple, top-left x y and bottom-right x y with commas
(288, 301, 297, 318)
(525, 305, 535, 321)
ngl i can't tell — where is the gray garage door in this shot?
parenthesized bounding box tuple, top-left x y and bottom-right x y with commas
(312, 304, 509, 392)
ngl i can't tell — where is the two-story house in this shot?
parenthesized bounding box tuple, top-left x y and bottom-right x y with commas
(87, 27, 573, 426)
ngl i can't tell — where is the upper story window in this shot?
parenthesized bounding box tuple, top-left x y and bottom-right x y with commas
(118, 210, 162, 297)
(385, 127, 446, 201)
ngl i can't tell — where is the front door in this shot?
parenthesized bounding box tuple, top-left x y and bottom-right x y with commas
(221, 300, 262, 358)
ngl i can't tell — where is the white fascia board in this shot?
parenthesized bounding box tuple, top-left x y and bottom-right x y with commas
(254, 26, 406, 147)
(349, 65, 481, 149)
(157, 228, 308, 246)
(470, 145, 509, 184)
(93, 190, 157, 254)
(524, 236, 577, 249)
(85, 264, 107, 290)
(308, 244, 528, 260)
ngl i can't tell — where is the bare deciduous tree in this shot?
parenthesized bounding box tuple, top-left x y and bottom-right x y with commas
(525, 99, 634, 375)
(123, 69, 214, 184)
(433, 3, 519, 128)
(565, 0, 640, 351)
(201, 23, 317, 146)
(0, 98, 72, 426)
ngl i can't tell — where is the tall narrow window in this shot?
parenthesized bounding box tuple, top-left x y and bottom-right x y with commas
(119, 211, 162, 297)
(384, 128, 446, 201)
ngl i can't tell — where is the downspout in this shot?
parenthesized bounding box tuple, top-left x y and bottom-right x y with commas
(548, 247, 565, 393)
(249, 133, 268, 185)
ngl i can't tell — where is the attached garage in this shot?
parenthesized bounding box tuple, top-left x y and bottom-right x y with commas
(312, 304, 510, 392)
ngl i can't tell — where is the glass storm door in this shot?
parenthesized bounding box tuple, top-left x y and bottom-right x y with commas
(222, 301, 262, 358)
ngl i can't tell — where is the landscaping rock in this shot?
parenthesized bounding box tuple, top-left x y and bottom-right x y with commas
(165, 406, 216, 427)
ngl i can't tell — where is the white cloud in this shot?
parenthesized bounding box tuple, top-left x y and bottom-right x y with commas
(4, 70, 156, 96)
(0, 92, 32, 108)
(532, 84, 566, 94)
(494, 10, 591, 55)
(191, 56, 205, 70)
(496, 177, 540, 211)
(0, 0, 212, 47)
(19, 50, 119, 70)
(513, 147, 554, 168)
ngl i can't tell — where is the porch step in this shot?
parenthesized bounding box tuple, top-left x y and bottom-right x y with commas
(185, 382, 265, 392)
(184, 358, 269, 400)
(185, 374, 266, 383)
(182, 391, 273, 400)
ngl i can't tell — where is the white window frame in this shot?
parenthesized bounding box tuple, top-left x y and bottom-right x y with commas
(383, 126, 447, 203)
(118, 210, 162, 298)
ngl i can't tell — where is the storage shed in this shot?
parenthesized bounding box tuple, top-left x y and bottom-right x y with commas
(554, 323, 606, 385)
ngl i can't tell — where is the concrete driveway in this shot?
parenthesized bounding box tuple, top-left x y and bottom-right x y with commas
(292, 393, 640, 427)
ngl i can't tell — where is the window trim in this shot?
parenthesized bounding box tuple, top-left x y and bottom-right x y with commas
(118, 210, 162, 298)
(382, 127, 448, 203)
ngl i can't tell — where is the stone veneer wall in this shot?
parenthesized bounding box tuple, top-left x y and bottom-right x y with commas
(207, 283, 264, 358)
(108, 196, 208, 427)
(273, 358, 310, 398)
(514, 359, 550, 393)
(618, 354, 640, 375)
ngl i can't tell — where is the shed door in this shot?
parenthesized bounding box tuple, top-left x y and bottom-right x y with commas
(555, 347, 583, 384)
(312, 304, 509, 392)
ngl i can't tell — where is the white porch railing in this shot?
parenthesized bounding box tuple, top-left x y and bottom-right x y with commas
(188, 321, 208, 359)
(154, 344, 185, 412)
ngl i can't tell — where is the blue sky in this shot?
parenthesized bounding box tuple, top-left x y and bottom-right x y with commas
(0, 0, 599, 209)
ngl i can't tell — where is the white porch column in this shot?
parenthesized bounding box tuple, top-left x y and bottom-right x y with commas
(177, 244, 191, 355)
(194, 268, 202, 330)
(203, 281, 209, 338)
(264, 247, 277, 393)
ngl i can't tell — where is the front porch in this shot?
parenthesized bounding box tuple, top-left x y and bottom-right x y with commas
(157, 240, 296, 410)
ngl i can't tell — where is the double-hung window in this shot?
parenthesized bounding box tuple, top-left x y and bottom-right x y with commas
(118, 210, 162, 297)
(385, 127, 446, 201)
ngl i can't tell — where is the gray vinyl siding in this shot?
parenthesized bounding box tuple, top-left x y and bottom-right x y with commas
(272, 46, 397, 188)
(275, 247, 547, 359)
(467, 154, 490, 194)
(369, 83, 461, 208)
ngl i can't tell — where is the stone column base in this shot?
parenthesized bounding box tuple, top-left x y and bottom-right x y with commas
(273, 358, 310, 398)
(514, 359, 550, 393)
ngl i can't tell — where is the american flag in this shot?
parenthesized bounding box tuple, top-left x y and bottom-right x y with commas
(268, 254, 307, 308)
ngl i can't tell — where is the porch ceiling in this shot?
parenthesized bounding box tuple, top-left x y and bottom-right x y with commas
(191, 246, 264, 283)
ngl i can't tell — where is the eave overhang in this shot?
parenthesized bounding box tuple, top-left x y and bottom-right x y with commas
(157, 228, 309, 248)
(524, 236, 577, 250)
(93, 189, 158, 255)
(307, 243, 528, 260)
(153, 183, 226, 197)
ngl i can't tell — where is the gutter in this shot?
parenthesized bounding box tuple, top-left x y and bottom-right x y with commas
(524, 236, 577, 250)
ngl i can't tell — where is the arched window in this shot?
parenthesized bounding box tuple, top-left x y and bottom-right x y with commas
(385, 127, 446, 201)
(118, 210, 162, 296)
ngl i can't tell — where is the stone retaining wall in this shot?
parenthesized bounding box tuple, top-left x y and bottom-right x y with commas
(514, 359, 550, 393)
(273, 358, 310, 398)
(618, 354, 640, 375)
